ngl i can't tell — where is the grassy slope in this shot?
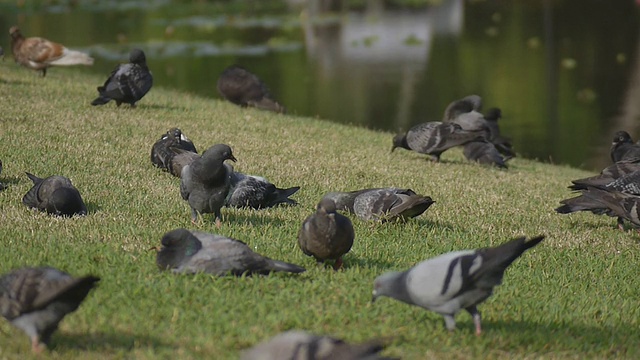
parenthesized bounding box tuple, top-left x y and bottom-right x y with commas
(0, 63, 638, 360)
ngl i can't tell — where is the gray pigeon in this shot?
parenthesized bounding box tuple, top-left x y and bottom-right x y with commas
(442, 95, 488, 134)
(568, 162, 640, 191)
(0, 267, 99, 353)
(22, 173, 87, 217)
(226, 167, 300, 209)
(298, 198, 355, 270)
(91, 48, 152, 107)
(463, 140, 509, 169)
(483, 108, 515, 158)
(150, 127, 198, 173)
(391, 122, 485, 162)
(322, 188, 434, 222)
(610, 131, 640, 163)
(217, 65, 285, 113)
(167, 148, 201, 178)
(156, 228, 306, 276)
(372, 235, 544, 335)
(572, 187, 640, 229)
(180, 144, 236, 226)
(240, 330, 397, 360)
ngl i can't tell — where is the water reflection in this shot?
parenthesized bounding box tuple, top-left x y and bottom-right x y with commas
(0, 0, 638, 171)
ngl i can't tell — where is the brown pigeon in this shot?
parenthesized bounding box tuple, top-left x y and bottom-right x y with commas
(9, 26, 94, 77)
(217, 65, 286, 113)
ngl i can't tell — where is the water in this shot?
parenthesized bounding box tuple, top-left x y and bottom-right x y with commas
(1, 0, 638, 171)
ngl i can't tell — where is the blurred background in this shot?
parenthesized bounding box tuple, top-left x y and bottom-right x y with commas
(1, 0, 639, 171)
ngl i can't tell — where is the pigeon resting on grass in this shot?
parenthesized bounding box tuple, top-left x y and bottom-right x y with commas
(0, 267, 99, 353)
(22, 173, 87, 217)
(298, 198, 355, 270)
(156, 228, 305, 276)
(392, 122, 484, 162)
(240, 330, 396, 360)
(150, 127, 198, 172)
(91, 48, 152, 107)
(610, 131, 640, 163)
(322, 188, 434, 222)
(180, 144, 236, 226)
(226, 168, 300, 209)
(9, 26, 93, 77)
(463, 140, 509, 169)
(217, 65, 286, 113)
(372, 235, 544, 335)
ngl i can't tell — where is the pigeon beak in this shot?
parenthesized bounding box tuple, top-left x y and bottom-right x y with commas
(148, 246, 161, 252)
(229, 154, 238, 162)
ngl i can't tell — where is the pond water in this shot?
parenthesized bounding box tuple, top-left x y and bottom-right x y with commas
(1, 0, 639, 171)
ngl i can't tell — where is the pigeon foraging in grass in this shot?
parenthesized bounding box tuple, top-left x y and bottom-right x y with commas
(372, 235, 544, 335)
(217, 65, 285, 113)
(156, 228, 306, 276)
(91, 48, 152, 107)
(0, 267, 99, 353)
(9, 26, 93, 77)
(226, 168, 300, 209)
(22, 173, 87, 217)
(392, 122, 485, 162)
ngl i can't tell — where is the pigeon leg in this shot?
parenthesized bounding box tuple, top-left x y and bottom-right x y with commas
(465, 306, 482, 336)
(190, 208, 198, 224)
(428, 155, 440, 162)
(443, 314, 457, 332)
(31, 336, 45, 353)
(333, 257, 343, 271)
(214, 210, 222, 228)
(40, 68, 47, 77)
(617, 217, 625, 231)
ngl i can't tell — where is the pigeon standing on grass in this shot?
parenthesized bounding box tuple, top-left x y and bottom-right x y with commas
(156, 228, 305, 276)
(297, 198, 355, 270)
(322, 188, 434, 222)
(610, 131, 640, 163)
(0, 267, 99, 353)
(22, 173, 87, 217)
(372, 235, 544, 335)
(240, 330, 397, 360)
(180, 144, 236, 226)
(217, 65, 286, 113)
(91, 48, 152, 107)
(391, 122, 485, 162)
(9, 26, 94, 77)
(150, 127, 198, 171)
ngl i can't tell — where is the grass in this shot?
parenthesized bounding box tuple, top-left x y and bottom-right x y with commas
(0, 62, 638, 360)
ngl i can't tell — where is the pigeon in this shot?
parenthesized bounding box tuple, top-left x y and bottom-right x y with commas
(9, 26, 93, 77)
(166, 148, 201, 178)
(463, 140, 509, 169)
(150, 127, 198, 171)
(391, 122, 485, 162)
(372, 235, 544, 335)
(180, 144, 236, 226)
(217, 65, 286, 113)
(575, 187, 640, 228)
(156, 228, 306, 276)
(610, 131, 640, 163)
(297, 198, 355, 270)
(226, 167, 300, 209)
(568, 162, 640, 191)
(91, 48, 153, 107)
(0, 267, 99, 353)
(483, 108, 515, 158)
(442, 95, 488, 134)
(22, 173, 87, 217)
(240, 331, 396, 360)
(322, 188, 434, 222)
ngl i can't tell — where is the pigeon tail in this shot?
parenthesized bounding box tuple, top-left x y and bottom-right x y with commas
(25, 172, 43, 185)
(271, 186, 300, 206)
(555, 194, 607, 214)
(268, 260, 306, 274)
(91, 96, 112, 106)
(248, 97, 286, 113)
(477, 235, 544, 279)
(49, 49, 94, 66)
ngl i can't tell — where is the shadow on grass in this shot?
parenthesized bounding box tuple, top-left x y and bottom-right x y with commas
(52, 330, 175, 352)
(0, 78, 31, 86)
(85, 201, 102, 214)
(0, 175, 22, 187)
(140, 103, 190, 112)
(224, 211, 287, 227)
(346, 256, 405, 270)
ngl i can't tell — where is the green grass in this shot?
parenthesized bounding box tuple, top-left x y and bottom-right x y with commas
(0, 63, 638, 360)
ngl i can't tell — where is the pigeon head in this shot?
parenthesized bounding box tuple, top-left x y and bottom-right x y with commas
(9, 26, 22, 40)
(129, 48, 147, 65)
(46, 187, 87, 217)
(371, 271, 404, 303)
(317, 198, 337, 214)
(157, 228, 203, 270)
(612, 131, 633, 145)
(391, 133, 409, 152)
(168, 128, 182, 139)
(484, 108, 502, 122)
(203, 144, 237, 163)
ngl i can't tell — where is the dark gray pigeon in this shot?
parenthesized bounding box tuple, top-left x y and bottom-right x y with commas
(0, 267, 99, 353)
(91, 48, 152, 107)
(575, 187, 640, 229)
(22, 173, 87, 217)
(568, 162, 640, 191)
(483, 108, 515, 158)
(156, 228, 306, 276)
(610, 131, 640, 163)
(463, 140, 509, 169)
(372, 235, 544, 335)
(298, 199, 355, 270)
(217, 65, 285, 113)
(240, 330, 397, 360)
(442, 95, 488, 135)
(150, 127, 198, 172)
(392, 122, 485, 162)
(226, 166, 300, 209)
(180, 144, 236, 226)
(167, 148, 201, 178)
(322, 188, 434, 222)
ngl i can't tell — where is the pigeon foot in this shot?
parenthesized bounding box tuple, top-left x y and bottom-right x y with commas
(333, 257, 343, 271)
(31, 337, 46, 353)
